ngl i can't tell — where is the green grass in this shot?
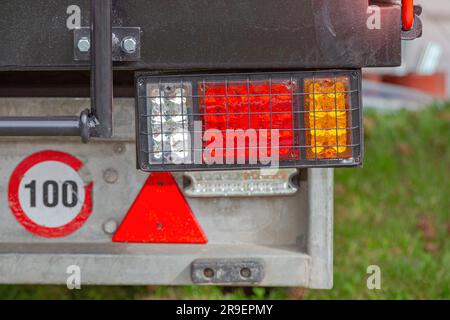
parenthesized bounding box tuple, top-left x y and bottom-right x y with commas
(1, 105, 449, 300)
(305, 105, 450, 299)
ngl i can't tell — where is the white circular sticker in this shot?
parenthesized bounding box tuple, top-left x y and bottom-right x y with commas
(18, 161, 85, 228)
(9, 150, 93, 238)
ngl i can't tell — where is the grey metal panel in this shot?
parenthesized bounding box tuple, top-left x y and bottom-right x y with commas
(0, 0, 401, 70)
(0, 244, 311, 286)
(0, 141, 308, 246)
(0, 98, 333, 288)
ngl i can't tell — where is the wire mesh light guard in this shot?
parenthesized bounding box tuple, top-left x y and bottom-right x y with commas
(135, 70, 363, 172)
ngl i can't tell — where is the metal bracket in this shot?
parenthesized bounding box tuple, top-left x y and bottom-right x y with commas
(191, 259, 265, 284)
(74, 27, 141, 62)
(401, 5, 423, 40)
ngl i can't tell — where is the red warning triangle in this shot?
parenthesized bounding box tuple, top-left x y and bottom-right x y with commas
(113, 172, 207, 244)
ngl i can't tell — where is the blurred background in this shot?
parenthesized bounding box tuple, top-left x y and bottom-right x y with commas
(364, 0, 450, 108)
(0, 0, 448, 299)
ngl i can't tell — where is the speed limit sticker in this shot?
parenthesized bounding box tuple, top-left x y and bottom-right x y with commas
(8, 150, 93, 238)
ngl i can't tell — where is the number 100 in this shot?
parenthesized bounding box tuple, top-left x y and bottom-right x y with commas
(24, 180, 79, 208)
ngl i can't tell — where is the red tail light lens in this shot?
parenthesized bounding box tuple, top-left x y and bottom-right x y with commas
(136, 71, 362, 172)
(199, 80, 299, 163)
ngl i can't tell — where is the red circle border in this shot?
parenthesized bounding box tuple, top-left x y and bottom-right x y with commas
(8, 150, 93, 238)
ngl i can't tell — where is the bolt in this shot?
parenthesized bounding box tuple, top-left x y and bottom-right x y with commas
(103, 219, 118, 235)
(77, 37, 91, 52)
(240, 267, 252, 278)
(121, 36, 137, 54)
(103, 168, 119, 184)
(203, 268, 215, 279)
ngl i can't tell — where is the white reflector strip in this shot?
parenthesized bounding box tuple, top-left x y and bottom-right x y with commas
(184, 169, 298, 198)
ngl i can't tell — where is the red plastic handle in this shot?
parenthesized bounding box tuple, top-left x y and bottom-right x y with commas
(402, 0, 414, 31)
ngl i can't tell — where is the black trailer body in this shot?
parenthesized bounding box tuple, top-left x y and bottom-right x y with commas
(0, 0, 401, 73)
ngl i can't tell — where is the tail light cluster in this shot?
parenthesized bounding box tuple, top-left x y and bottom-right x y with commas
(136, 71, 362, 172)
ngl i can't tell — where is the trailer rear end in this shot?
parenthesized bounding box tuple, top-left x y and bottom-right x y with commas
(0, 0, 421, 288)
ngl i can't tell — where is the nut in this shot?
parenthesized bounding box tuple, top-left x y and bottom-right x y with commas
(77, 37, 91, 52)
(121, 36, 137, 54)
(240, 267, 252, 278)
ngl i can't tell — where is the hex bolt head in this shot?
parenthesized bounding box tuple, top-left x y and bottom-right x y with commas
(77, 37, 91, 52)
(240, 267, 252, 278)
(103, 219, 118, 235)
(121, 36, 137, 54)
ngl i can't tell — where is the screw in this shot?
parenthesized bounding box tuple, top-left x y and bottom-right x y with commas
(203, 268, 215, 279)
(77, 37, 91, 52)
(103, 168, 119, 184)
(121, 36, 137, 54)
(103, 219, 118, 235)
(240, 268, 252, 278)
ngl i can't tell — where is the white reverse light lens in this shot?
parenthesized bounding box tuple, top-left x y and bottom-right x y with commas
(147, 82, 192, 164)
(184, 169, 298, 197)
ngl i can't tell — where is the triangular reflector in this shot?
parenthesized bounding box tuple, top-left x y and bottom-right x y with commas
(113, 172, 207, 244)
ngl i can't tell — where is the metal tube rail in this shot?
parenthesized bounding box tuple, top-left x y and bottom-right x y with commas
(90, 0, 113, 138)
(0, 116, 82, 136)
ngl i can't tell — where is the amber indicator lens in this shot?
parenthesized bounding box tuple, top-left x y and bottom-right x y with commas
(304, 77, 353, 160)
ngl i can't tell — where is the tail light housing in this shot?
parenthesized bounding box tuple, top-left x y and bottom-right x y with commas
(136, 71, 363, 172)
